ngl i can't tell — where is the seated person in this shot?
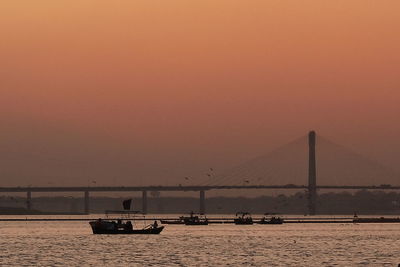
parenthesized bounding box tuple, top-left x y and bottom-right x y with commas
(125, 221, 133, 231)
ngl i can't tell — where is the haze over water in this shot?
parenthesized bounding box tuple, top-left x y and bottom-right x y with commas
(1, 1, 400, 187)
(0, 216, 399, 266)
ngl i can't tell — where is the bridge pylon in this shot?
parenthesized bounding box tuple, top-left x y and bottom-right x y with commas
(308, 130, 317, 215)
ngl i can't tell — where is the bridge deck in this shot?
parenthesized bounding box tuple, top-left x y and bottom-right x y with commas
(0, 185, 399, 192)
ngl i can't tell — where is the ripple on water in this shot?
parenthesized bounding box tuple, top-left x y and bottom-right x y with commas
(0, 221, 400, 266)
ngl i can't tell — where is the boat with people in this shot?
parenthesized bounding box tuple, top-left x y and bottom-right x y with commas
(89, 218, 164, 234)
(234, 212, 253, 225)
(89, 199, 164, 234)
(183, 211, 208, 225)
(257, 213, 284, 224)
(160, 212, 208, 225)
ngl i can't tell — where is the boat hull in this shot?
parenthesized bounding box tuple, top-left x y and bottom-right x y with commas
(89, 221, 164, 234)
(184, 221, 208, 225)
(91, 226, 164, 234)
(257, 217, 284, 224)
(234, 219, 253, 225)
(257, 221, 283, 225)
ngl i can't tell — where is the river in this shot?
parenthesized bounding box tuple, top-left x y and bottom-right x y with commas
(0, 215, 399, 266)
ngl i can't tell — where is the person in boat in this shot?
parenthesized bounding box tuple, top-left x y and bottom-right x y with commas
(153, 220, 158, 229)
(95, 218, 102, 228)
(125, 221, 133, 231)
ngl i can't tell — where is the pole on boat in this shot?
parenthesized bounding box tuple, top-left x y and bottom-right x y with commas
(199, 190, 205, 215)
(84, 191, 90, 214)
(142, 190, 147, 214)
(26, 191, 32, 211)
(308, 130, 317, 215)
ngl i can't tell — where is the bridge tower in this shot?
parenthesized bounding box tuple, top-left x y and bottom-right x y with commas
(308, 130, 317, 215)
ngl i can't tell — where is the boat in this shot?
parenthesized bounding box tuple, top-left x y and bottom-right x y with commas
(89, 218, 164, 234)
(160, 212, 209, 225)
(183, 211, 208, 225)
(89, 199, 164, 234)
(258, 214, 284, 224)
(234, 212, 253, 225)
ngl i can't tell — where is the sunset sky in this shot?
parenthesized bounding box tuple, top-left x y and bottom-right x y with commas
(1, 1, 399, 187)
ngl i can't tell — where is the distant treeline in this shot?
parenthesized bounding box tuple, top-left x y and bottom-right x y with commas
(1, 190, 400, 215)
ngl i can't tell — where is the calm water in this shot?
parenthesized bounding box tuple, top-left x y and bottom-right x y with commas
(0, 216, 399, 266)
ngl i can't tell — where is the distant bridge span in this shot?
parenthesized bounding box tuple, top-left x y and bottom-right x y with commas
(1, 184, 400, 214)
(1, 184, 400, 193)
(3, 131, 399, 215)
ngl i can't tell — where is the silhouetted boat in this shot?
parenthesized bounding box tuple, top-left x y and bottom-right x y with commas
(89, 199, 164, 234)
(234, 212, 253, 225)
(183, 211, 208, 225)
(258, 214, 284, 224)
(89, 218, 164, 234)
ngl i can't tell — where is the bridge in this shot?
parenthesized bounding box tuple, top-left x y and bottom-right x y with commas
(1, 131, 399, 214)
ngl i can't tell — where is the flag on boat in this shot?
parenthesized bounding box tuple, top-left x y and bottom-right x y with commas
(123, 199, 132, 210)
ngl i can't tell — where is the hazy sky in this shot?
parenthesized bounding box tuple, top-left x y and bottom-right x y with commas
(1, 1, 399, 187)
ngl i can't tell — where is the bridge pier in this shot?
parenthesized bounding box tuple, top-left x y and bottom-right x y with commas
(84, 191, 90, 214)
(199, 190, 205, 214)
(26, 191, 32, 211)
(142, 190, 147, 214)
(308, 131, 317, 215)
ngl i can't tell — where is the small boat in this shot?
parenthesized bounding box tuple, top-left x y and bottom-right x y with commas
(89, 218, 164, 234)
(234, 212, 253, 225)
(89, 199, 164, 234)
(183, 211, 208, 225)
(258, 214, 284, 224)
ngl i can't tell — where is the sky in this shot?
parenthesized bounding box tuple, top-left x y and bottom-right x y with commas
(0, 1, 399, 187)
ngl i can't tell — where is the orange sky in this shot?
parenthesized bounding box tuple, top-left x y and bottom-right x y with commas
(0, 1, 399, 187)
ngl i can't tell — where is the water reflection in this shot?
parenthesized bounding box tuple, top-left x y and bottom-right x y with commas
(0, 217, 398, 266)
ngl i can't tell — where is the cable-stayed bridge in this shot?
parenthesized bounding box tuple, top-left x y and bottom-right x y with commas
(1, 131, 399, 214)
